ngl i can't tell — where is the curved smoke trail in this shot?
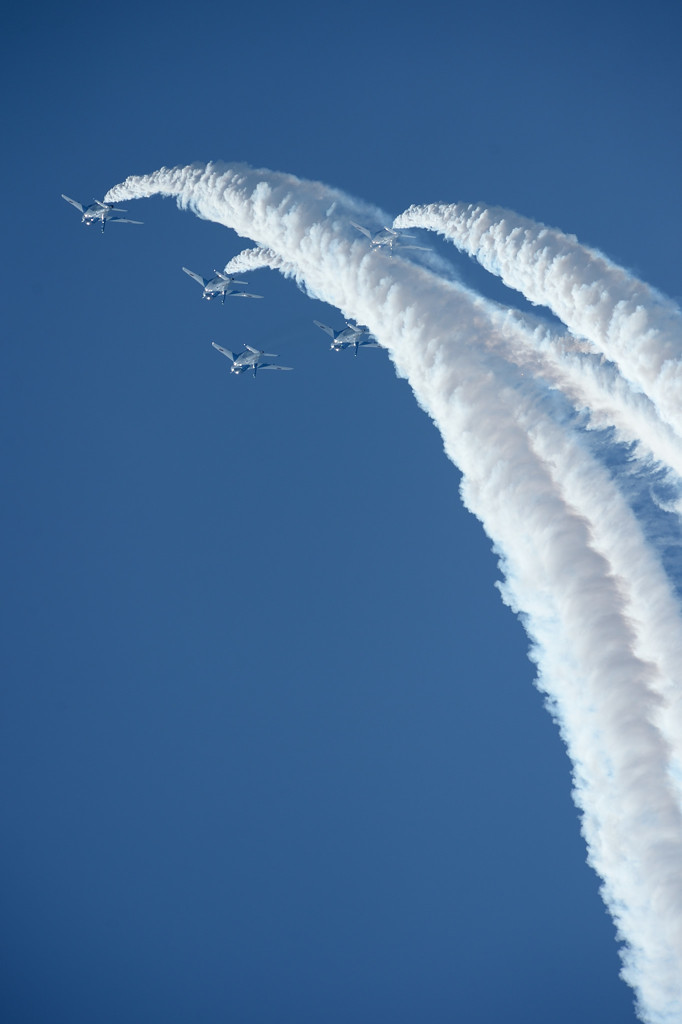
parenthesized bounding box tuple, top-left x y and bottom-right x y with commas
(395, 203, 682, 444)
(223, 245, 288, 275)
(468, 304, 682, 483)
(106, 163, 682, 1023)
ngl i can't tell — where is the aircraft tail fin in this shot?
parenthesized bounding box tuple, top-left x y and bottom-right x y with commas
(245, 345, 278, 357)
(214, 271, 248, 285)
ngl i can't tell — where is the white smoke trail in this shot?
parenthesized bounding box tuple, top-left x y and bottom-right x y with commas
(391, 199, 682, 747)
(106, 164, 682, 1022)
(484, 305, 682, 485)
(222, 245, 288, 276)
(395, 203, 682, 441)
(230, 203, 682, 486)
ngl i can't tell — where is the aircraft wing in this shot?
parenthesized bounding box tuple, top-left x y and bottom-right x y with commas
(258, 363, 293, 371)
(108, 216, 143, 225)
(183, 267, 208, 288)
(313, 320, 335, 339)
(211, 342, 235, 362)
(228, 291, 263, 299)
(61, 194, 84, 212)
(350, 221, 373, 240)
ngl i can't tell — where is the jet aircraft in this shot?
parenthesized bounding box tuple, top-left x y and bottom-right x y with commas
(211, 342, 292, 377)
(61, 195, 143, 233)
(183, 267, 263, 302)
(313, 320, 380, 356)
(350, 221, 428, 255)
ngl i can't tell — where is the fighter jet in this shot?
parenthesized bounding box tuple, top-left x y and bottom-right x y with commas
(313, 320, 380, 357)
(350, 221, 428, 255)
(183, 267, 263, 303)
(61, 195, 143, 233)
(211, 342, 292, 377)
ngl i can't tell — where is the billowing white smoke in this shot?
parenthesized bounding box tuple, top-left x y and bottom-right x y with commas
(222, 245, 287, 276)
(469, 303, 682, 482)
(395, 203, 682, 444)
(106, 164, 682, 1023)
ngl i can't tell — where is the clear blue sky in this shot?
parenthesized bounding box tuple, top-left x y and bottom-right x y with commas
(2, 3, 680, 1022)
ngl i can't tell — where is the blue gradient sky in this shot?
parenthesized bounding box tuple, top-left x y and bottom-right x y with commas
(2, 3, 680, 1022)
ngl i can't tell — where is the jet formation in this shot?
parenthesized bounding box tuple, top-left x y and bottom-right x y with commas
(61, 192, 434, 377)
